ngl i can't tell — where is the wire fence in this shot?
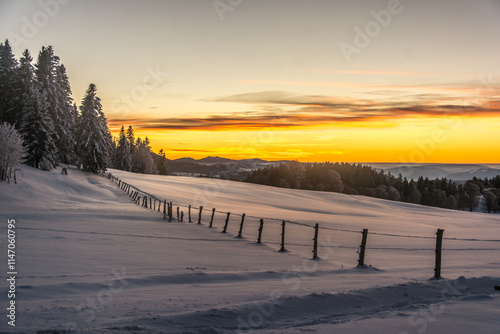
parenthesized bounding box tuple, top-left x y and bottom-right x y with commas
(107, 174, 500, 278)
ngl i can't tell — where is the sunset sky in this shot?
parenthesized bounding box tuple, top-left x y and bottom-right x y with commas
(1, 0, 499, 162)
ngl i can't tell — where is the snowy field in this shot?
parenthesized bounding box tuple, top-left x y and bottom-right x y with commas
(1, 166, 499, 333)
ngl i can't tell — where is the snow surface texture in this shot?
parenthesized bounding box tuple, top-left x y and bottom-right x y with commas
(0, 166, 499, 333)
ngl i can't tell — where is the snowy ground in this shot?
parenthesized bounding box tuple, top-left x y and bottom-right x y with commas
(0, 166, 499, 333)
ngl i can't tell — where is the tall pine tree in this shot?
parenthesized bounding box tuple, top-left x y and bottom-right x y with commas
(75, 84, 112, 173)
(18, 49, 58, 169)
(35, 46, 75, 164)
(0, 40, 21, 127)
(55, 64, 76, 164)
(113, 125, 132, 171)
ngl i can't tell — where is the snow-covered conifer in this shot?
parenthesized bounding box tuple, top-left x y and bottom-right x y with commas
(75, 83, 112, 173)
(114, 125, 132, 171)
(0, 40, 21, 127)
(18, 49, 58, 169)
(35, 46, 75, 164)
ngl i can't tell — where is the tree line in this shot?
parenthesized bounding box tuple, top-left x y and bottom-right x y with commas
(246, 162, 500, 213)
(0, 39, 168, 181)
(112, 125, 169, 175)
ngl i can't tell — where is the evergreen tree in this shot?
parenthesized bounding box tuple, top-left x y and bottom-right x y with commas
(464, 181, 480, 212)
(131, 137, 157, 174)
(0, 40, 21, 127)
(75, 84, 112, 173)
(35, 46, 75, 164)
(54, 64, 76, 163)
(482, 190, 499, 213)
(18, 49, 58, 169)
(126, 125, 135, 153)
(114, 125, 132, 171)
(154, 149, 169, 175)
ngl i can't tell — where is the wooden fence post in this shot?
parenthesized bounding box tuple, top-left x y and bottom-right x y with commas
(434, 229, 444, 279)
(280, 221, 286, 252)
(257, 219, 264, 244)
(358, 229, 368, 267)
(188, 205, 192, 222)
(237, 214, 246, 238)
(222, 212, 231, 233)
(198, 206, 203, 224)
(177, 207, 180, 221)
(209, 208, 215, 228)
(149, 197, 152, 209)
(312, 223, 319, 259)
(154, 199, 156, 211)
(163, 200, 166, 219)
(169, 202, 173, 222)
(181, 211, 184, 222)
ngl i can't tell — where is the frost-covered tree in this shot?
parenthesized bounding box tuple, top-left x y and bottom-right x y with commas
(482, 190, 499, 213)
(113, 125, 132, 171)
(154, 149, 169, 175)
(18, 49, 58, 169)
(0, 122, 26, 182)
(464, 181, 480, 212)
(126, 125, 135, 154)
(0, 40, 21, 127)
(75, 84, 112, 173)
(132, 137, 157, 174)
(35, 46, 75, 164)
(54, 64, 76, 163)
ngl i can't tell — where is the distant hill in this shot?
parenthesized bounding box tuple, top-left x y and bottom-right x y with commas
(368, 163, 500, 182)
(166, 158, 500, 183)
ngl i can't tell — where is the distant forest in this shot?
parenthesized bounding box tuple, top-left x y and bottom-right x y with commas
(246, 162, 500, 213)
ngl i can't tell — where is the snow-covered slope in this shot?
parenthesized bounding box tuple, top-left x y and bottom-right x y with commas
(369, 163, 500, 181)
(0, 166, 499, 333)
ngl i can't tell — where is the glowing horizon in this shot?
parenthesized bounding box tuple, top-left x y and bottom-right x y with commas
(2, 0, 499, 163)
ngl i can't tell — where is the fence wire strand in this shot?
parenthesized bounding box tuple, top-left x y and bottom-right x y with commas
(109, 175, 500, 244)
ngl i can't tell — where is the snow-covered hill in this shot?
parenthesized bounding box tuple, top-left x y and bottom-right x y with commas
(1, 166, 499, 333)
(369, 163, 500, 181)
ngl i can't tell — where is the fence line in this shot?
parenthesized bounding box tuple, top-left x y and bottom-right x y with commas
(106, 173, 500, 278)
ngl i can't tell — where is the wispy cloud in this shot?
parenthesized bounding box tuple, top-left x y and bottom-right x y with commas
(237, 80, 500, 95)
(310, 68, 428, 76)
(109, 89, 500, 131)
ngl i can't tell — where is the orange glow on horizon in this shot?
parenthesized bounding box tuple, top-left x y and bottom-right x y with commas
(109, 115, 500, 164)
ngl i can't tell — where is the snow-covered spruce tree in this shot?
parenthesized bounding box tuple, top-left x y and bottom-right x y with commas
(131, 137, 157, 174)
(0, 40, 22, 128)
(55, 64, 76, 164)
(154, 149, 169, 175)
(35, 46, 75, 165)
(126, 125, 135, 154)
(18, 49, 58, 169)
(0, 122, 26, 182)
(113, 125, 132, 171)
(75, 83, 112, 173)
